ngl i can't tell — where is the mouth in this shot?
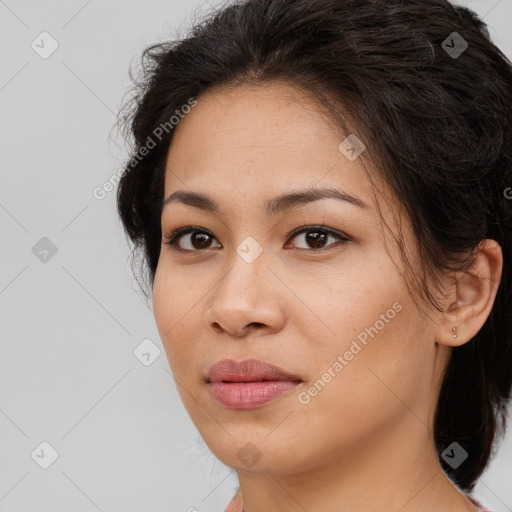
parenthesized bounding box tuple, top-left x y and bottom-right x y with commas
(206, 358, 302, 384)
(215, 378, 294, 383)
(206, 359, 303, 409)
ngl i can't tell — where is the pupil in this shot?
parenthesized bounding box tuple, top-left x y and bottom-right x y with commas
(307, 231, 326, 248)
(192, 232, 211, 249)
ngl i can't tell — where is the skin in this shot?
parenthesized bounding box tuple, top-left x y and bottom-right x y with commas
(152, 80, 503, 512)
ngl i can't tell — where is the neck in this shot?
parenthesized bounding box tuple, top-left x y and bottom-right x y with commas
(236, 415, 477, 512)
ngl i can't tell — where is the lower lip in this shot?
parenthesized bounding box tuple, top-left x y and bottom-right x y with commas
(208, 380, 301, 409)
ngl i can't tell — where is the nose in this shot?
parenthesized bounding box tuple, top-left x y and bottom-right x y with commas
(204, 252, 287, 338)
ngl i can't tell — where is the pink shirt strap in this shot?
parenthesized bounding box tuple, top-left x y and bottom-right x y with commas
(224, 489, 243, 512)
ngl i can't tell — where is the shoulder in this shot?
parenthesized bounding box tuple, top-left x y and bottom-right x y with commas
(224, 489, 242, 512)
(466, 494, 494, 512)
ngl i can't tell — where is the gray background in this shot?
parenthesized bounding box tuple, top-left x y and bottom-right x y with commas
(0, 1, 511, 511)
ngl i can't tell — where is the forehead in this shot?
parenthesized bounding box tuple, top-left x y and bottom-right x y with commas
(163, 80, 382, 214)
(168, 81, 338, 157)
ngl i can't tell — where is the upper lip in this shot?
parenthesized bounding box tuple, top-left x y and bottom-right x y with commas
(206, 359, 302, 383)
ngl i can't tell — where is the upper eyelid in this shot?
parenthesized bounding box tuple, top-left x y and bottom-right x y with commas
(287, 224, 347, 238)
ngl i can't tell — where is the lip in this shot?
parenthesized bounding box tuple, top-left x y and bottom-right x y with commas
(206, 359, 302, 409)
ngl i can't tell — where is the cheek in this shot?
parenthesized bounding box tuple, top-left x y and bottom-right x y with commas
(296, 253, 405, 351)
(152, 265, 197, 369)
(153, 260, 199, 332)
(294, 259, 429, 420)
(152, 266, 174, 339)
(296, 299, 430, 441)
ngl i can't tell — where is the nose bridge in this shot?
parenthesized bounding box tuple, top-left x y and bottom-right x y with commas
(217, 236, 267, 304)
(205, 236, 283, 334)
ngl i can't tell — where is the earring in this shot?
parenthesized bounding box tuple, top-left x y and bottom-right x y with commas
(452, 326, 458, 339)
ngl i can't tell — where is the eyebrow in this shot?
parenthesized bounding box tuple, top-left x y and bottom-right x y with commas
(163, 186, 369, 216)
(164, 187, 369, 216)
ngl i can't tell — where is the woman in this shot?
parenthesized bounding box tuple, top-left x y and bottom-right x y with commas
(116, 0, 512, 510)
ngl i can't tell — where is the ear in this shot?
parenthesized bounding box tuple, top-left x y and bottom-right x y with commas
(435, 239, 503, 347)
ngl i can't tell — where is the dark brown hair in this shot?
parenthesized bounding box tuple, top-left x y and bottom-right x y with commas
(116, 0, 512, 492)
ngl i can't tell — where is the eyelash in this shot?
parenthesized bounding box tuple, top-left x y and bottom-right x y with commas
(163, 224, 350, 252)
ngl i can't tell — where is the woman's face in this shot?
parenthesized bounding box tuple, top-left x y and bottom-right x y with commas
(153, 80, 447, 475)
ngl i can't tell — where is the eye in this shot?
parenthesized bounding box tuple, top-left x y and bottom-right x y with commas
(164, 226, 222, 251)
(285, 225, 350, 250)
(163, 225, 350, 252)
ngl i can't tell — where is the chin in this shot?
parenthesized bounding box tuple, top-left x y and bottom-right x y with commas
(200, 430, 308, 475)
